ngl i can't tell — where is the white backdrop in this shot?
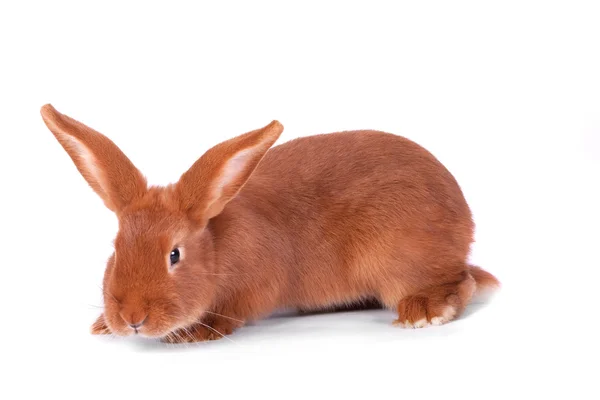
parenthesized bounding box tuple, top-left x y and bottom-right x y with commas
(1, 1, 599, 399)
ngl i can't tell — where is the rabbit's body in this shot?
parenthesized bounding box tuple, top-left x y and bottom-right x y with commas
(206, 130, 493, 332)
(41, 104, 499, 343)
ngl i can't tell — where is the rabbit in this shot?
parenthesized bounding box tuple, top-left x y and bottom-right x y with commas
(41, 104, 499, 343)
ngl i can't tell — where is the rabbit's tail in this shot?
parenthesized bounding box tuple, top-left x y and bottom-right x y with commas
(468, 265, 500, 303)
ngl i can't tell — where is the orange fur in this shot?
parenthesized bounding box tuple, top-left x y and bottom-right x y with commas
(41, 104, 499, 343)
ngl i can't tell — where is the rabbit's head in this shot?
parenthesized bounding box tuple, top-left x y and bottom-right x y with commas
(41, 104, 282, 337)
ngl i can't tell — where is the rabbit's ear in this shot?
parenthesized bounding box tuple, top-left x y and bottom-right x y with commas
(41, 104, 147, 213)
(177, 120, 283, 222)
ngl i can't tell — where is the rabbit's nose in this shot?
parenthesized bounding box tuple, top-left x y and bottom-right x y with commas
(119, 309, 147, 332)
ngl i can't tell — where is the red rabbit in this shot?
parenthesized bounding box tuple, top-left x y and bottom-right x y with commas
(41, 104, 499, 343)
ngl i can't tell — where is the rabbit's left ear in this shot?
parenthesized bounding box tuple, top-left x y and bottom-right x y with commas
(41, 104, 147, 213)
(177, 120, 283, 222)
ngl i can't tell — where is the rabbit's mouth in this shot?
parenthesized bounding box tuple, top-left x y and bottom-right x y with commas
(102, 300, 184, 339)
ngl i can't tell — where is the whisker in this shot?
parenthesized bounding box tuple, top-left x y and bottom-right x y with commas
(98, 284, 119, 304)
(203, 310, 245, 324)
(164, 332, 177, 348)
(180, 327, 195, 348)
(160, 325, 192, 347)
(197, 321, 242, 346)
(171, 331, 185, 347)
(167, 332, 178, 345)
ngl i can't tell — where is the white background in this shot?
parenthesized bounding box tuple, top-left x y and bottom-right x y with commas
(1, 1, 599, 399)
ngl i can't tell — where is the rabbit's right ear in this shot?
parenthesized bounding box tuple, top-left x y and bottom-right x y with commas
(41, 104, 147, 213)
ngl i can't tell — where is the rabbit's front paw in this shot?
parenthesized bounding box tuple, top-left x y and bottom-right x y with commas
(90, 314, 112, 335)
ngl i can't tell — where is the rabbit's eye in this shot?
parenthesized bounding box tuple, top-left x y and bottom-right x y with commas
(170, 248, 180, 265)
